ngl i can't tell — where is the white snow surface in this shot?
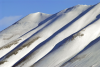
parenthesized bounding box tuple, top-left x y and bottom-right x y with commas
(0, 3, 100, 67)
(0, 12, 51, 47)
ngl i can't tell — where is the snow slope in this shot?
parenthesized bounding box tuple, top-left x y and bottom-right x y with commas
(62, 37, 100, 67)
(0, 3, 100, 67)
(0, 12, 51, 47)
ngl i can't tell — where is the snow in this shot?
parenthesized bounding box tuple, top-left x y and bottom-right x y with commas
(62, 37, 100, 67)
(0, 3, 100, 67)
(32, 19, 100, 67)
(0, 12, 51, 58)
(0, 12, 51, 47)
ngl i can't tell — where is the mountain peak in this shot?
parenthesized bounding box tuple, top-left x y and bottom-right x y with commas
(30, 12, 51, 16)
(36, 12, 42, 14)
(33, 12, 43, 15)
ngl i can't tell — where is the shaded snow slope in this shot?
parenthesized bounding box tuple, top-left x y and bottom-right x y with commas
(0, 3, 100, 67)
(32, 19, 100, 67)
(62, 37, 100, 67)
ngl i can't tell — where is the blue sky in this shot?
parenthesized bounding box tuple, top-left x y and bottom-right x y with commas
(0, 0, 99, 31)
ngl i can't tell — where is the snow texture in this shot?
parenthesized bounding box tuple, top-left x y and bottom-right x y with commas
(0, 3, 100, 67)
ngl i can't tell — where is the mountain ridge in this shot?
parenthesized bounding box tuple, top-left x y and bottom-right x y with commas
(0, 3, 100, 67)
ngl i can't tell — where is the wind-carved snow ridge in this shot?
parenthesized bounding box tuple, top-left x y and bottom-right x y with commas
(0, 3, 100, 67)
(61, 36, 100, 67)
(0, 4, 90, 62)
(11, 4, 92, 66)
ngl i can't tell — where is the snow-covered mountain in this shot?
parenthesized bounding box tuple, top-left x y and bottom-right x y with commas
(0, 3, 100, 67)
